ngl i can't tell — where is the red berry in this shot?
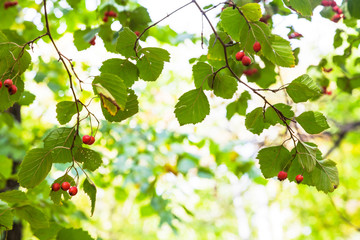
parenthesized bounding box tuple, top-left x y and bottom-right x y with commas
(295, 174, 304, 184)
(321, 0, 330, 6)
(277, 171, 287, 181)
(82, 135, 91, 144)
(4, 1, 17, 9)
(107, 10, 117, 18)
(103, 16, 108, 22)
(134, 31, 140, 37)
(243, 68, 258, 76)
(88, 136, 95, 145)
(331, 14, 341, 23)
(89, 36, 96, 45)
(52, 183, 61, 191)
(253, 41, 261, 52)
(8, 85, 17, 95)
(326, 90, 332, 95)
(241, 56, 251, 66)
(235, 51, 245, 61)
(322, 67, 333, 72)
(0, 81, 2, 89)
(332, 6, 339, 13)
(61, 182, 71, 191)
(4, 79, 13, 88)
(69, 186, 78, 196)
(330, 1, 337, 7)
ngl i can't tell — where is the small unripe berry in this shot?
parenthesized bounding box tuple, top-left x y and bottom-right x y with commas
(8, 85, 17, 95)
(88, 136, 95, 145)
(134, 31, 140, 37)
(253, 41, 261, 52)
(61, 182, 71, 191)
(69, 186, 78, 196)
(235, 51, 245, 61)
(4, 79, 13, 88)
(82, 135, 91, 144)
(277, 171, 287, 181)
(52, 183, 61, 191)
(241, 56, 251, 66)
(295, 174, 304, 184)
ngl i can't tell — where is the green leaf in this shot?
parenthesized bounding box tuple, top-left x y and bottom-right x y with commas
(33, 223, 63, 240)
(75, 148, 102, 171)
(245, 107, 270, 135)
(0, 156, 12, 179)
(101, 89, 139, 122)
(14, 205, 49, 229)
(56, 101, 83, 125)
(211, 73, 238, 99)
(0, 190, 28, 205)
(207, 32, 232, 68)
(282, 0, 314, 16)
(73, 28, 99, 51)
(193, 62, 212, 90)
(99, 58, 139, 87)
(18, 91, 36, 106)
(116, 27, 138, 58)
(295, 142, 320, 172)
(348, 0, 360, 19)
(220, 8, 247, 42)
(0, 206, 13, 230)
(264, 103, 294, 126)
(174, 89, 210, 126)
(18, 148, 53, 188)
(83, 179, 97, 217)
(296, 111, 329, 134)
(241, 3, 262, 22)
(286, 74, 321, 103)
(257, 145, 292, 178)
(50, 175, 75, 205)
(93, 73, 127, 115)
(226, 91, 251, 119)
(56, 228, 94, 240)
(44, 127, 80, 163)
(136, 47, 170, 82)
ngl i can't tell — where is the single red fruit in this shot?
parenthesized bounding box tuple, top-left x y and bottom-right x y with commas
(253, 41, 261, 52)
(295, 174, 304, 184)
(4, 79, 13, 88)
(69, 186, 78, 196)
(8, 85, 17, 95)
(241, 56, 251, 66)
(82, 135, 91, 144)
(323, 67, 333, 72)
(103, 16, 108, 22)
(337, 8, 343, 14)
(330, 0, 337, 7)
(88, 136, 95, 145)
(0, 81, 2, 89)
(134, 31, 140, 37)
(277, 171, 287, 181)
(321, 0, 330, 6)
(326, 90, 332, 95)
(89, 36, 96, 45)
(332, 6, 339, 13)
(61, 182, 71, 191)
(235, 51, 244, 61)
(243, 68, 258, 76)
(4, 1, 18, 9)
(52, 183, 61, 191)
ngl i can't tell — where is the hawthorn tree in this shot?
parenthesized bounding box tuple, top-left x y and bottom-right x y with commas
(0, 0, 360, 239)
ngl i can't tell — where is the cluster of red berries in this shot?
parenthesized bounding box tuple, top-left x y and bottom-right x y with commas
(89, 36, 96, 46)
(0, 79, 17, 95)
(82, 135, 95, 145)
(235, 42, 261, 75)
(52, 182, 78, 196)
(321, 1, 343, 22)
(103, 10, 117, 22)
(277, 171, 304, 183)
(288, 32, 303, 39)
(4, 1, 17, 9)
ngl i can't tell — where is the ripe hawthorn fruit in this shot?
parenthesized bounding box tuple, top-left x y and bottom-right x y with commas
(8, 85, 17, 95)
(0, 81, 2, 89)
(277, 171, 287, 181)
(82, 135, 91, 144)
(295, 175, 304, 184)
(235, 51, 245, 61)
(89, 36, 96, 45)
(4, 1, 18, 9)
(243, 68, 258, 76)
(61, 182, 71, 191)
(103, 16, 108, 22)
(331, 14, 341, 23)
(88, 136, 95, 145)
(135, 31, 140, 37)
(241, 56, 251, 66)
(253, 41, 261, 52)
(52, 183, 61, 191)
(69, 186, 78, 196)
(4, 79, 13, 88)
